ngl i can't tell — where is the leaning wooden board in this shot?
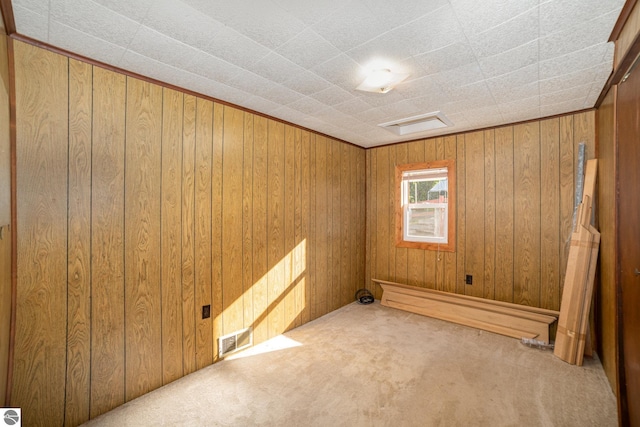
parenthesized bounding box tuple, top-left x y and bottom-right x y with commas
(375, 279, 558, 344)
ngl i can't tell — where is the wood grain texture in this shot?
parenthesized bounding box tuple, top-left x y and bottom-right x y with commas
(267, 120, 285, 337)
(365, 150, 373, 295)
(300, 130, 311, 325)
(222, 105, 244, 335)
(0, 33, 9, 409)
(483, 130, 496, 300)
(438, 136, 457, 294)
(211, 102, 223, 361)
(456, 135, 466, 295)
(252, 115, 268, 343)
(181, 94, 197, 375)
(293, 128, 303, 328)
(513, 122, 541, 307)
(394, 143, 408, 284)
(559, 115, 574, 301)
(387, 146, 397, 290)
(242, 113, 254, 332)
(283, 125, 296, 330)
(308, 133, 318, 319)
(406, 140, 425, 288)
(160, 88, 184, 385)
(423, 139, 437, 288)
(375, 147, 390, 299)
(13, 41, 68, 427)
(90, 66, 126, 418)
(340, 143, 350, 306)
(540, 118, 561, 311)
(124, 77, 163, 402)
(314, 136, 328, 315)
(464, 131, 485, 298)
(65, 58, 92, 427)
(494, 127, 514, 303)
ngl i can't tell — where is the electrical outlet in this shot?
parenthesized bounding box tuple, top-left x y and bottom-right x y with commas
(202, 305, 211, 319)
(465, 275, 473, 285)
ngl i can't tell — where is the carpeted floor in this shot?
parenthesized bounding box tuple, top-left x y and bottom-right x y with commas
(83, 301, 617, 426)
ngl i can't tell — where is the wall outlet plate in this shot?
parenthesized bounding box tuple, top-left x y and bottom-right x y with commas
(202, 305, 211, 319)
(465, 275, 473, 285)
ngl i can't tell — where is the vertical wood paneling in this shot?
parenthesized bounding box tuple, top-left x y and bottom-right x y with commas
(464, 132, 485, 298)
(252, 116, 268, 343)
(300, 130, 310, 325)
(341, 143, 350, 306)
(14, 41, 69, 427)
(308, 133, 318, 320)
(211, 103, 224, 360)
(423, 139, 437, 289)
(455, 135, 466, 295)
(494, 127, 514, 303)
(283, 125, 296, 330)
(242, 113, 254, 331)
(124, 78, 163, 402)
(314, 136, 328, 315)
(89, 66, 126, 418)
(365, 150, 373, 295)
(330, 141, 341, 310)
(513, 122, 541, 307)
(394, 144, 408, 284)
(195, 98, 213, 368)
(559, 116, 574, 299)
(439, 136, 457, 294)
(65, 58, 92, 427)
(267, 120, 285, 337)
(293, 128, 303, 327)
(222, 106, 244, 335)
(483, 130, 496, 300)
(0, 32, 9, 409)
(387, 145, 397, 290)
(540, 118, 561, 310)
(160, 88, 184, 384)
(181, 94, 197, 375)
(405, 140, 425, 288)
(375, 147, 390, 299)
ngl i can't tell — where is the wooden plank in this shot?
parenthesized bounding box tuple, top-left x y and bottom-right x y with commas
(574, 111, 596, 161)
(394, 143, 408, 284)
(406, 140, 425, 288)
(484, 130, 496, 300)
(456, 135, 466, 295)
(222, 105, 244, 335)
(387, 144, 397, 290)
(330, 140, 341, 311)
(194, 98, 213, 369)
(14, 41, 68, 426)
(211, 102, 223, 361)
(494, 127, 514, 303)
(576, 228, 600, 366)
(440, 136, 458, 294)
(65, 58, 92, 427)
(513, 122, 541, 307)
(242, 113, 254, 332)
(160, 88, 184, 385)
(300, 130, 311, 324)
(294, 128, 305, 327)
(540, 118, 561, 311)
(252, 115, 268, 343)
(124, 77, 163, 402)
(340, 143, 350, 306)
(357, 147, 366, 296)
(267, 120, 285, 337)
(423, 138, 437, 289)
(181, 94, 197, 375)
(314, 136, 328, 316)
(464, 131, 485, 298)
(308, 133, 318, 318)
(90, 66, 126, 418)
(559, 115, 574, 301)
(284, 125, 296, 330)
(375, 146, 390, 299)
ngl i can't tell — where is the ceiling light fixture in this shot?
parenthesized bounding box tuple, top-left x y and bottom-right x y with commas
(356, 68, 409, 94)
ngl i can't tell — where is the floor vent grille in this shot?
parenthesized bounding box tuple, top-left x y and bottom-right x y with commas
(219, 327, 252, 358)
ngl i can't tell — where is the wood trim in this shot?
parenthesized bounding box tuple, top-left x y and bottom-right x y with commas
(369, 108, 596, 150)
(0, 0, 16, 36)
(596, 32, 640, 108)
(394, 159, 456, 252)
(8, 33, 362, 150)
(5, 35, 14, 406)
(609, 0, 638, 42)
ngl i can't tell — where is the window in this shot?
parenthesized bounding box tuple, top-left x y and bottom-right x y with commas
(395, 159, 456, 252)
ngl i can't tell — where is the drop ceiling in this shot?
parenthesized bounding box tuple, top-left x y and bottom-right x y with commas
(11, 0, 624, 147)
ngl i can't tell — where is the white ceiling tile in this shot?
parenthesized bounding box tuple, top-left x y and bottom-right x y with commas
(498, 96, 540, 116)
(262, 85, 306, 105)
(432, 62, 485, 88)
(351, 107, 389, 123)
(250, 53, 306, 84)
(486, 64, 539, 102)
(539, 10, 620, 61)
(442, 95, 496, 115)
(377, 101, 421, 119)
(361, 0, 450, 30)
(539, 0, 625, 37)
(13, 0, 49, 14)
(539, 62, 608, 94)
(358, 90, 406, 108)
(413, 42, 478, 76)
(450, 0, 538, 36)
(312, 1, 385, 52)
(539, 42, 610, 80)
(119, 49, 184, 84)
(182, 51, 246, 86)
(310, 86, 354, 107)
(180, 0, 235, 25)
(225, 69, 283, 100)
(142, 0, 226, 52)
(477, 40, 538, 78)
(13, 6, 49, 42)
(442, 81, 492, 103)
(540, 101, 582, 117)
(276, 29, 342, 69)
(394, 75, 447, 101)
(281, 70, 331, 96)
(490, 82, 539, 104)
(201, 26, 271, 70)
(333, 98, 373, 115)
(311, 54, 362, 91)
(540, 83, 593, 106)
(127, 26, 199, 69)
(182, 77, 253, 106)
(49, 0, 141, 48)
(272, 0, 346, 26)
(468, 7, 539, 58)
(243, 95, 286, 116)
(286, 96, 328, 116)
(91, 0, 154, 23)
(49, 21, 126, 65)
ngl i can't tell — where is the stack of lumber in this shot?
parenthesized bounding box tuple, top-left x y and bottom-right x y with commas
(375, 279, 559, 344)
(554, 159, 600, 366)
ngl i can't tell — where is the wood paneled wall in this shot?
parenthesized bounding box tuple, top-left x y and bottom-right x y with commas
(597, 88, 618, 393)
(12, 41, 366, 426)
(366, 112, 595, 313)
(0, 32, 11, 407)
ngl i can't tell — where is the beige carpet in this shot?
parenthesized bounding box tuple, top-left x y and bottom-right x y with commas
(83, 301, 617, 426)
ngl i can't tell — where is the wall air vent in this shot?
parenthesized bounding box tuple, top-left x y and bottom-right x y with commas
(219, 327, 253, 358)
(378, 111, 453, 136)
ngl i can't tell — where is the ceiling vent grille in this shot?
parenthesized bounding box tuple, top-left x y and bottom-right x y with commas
(219, 327, 252, 358)
(378, 111, 453, 136)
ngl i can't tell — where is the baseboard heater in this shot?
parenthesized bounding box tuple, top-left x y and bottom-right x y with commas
(374, 279, 559, 344)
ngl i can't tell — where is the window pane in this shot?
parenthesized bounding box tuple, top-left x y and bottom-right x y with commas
(407, 206, 447, 239)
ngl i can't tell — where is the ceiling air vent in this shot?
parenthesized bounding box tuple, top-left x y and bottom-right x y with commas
(379, 111, 453, 136)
